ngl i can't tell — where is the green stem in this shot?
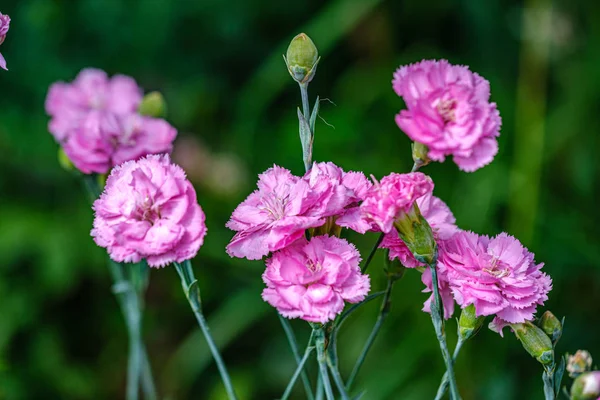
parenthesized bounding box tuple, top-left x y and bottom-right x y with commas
(281, 331, 316, 400)
(174, 260, 237, 400)
(542, 368, 555, 400)
(278, 315, 315, 400)
(315, 373, 324, 400)
(84, 174, 157, 400)
(346, 278, 394, 391)
(327, 354, 350, 400)
(428, 262, 461, 400)
(434, 337, 465, 400)
(298, 82, 313, 171)
(361, 232, 385, 274)
(315, 328, 335, 400)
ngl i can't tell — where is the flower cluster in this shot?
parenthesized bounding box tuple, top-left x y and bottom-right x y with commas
(92, 154, 207, 267)
(46, 69, 176, 174)
(0, 12, 10, 70)
(393, 60, 501, 172)
(227, 162, 371, 322)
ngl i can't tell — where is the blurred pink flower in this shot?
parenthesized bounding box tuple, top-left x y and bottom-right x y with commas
(393, 60, 501, 172)
(92, 154, 206, 267)
(262, 235, 370, 323)
(439, 231, 552, 334)
(226, 162, 371, 260)
(46, 68, 142, 141)
(380, 191, 458, 268)
(63, 112, 176, 174)
(0, 12, 10, 70)
(360, 172, 433, 234)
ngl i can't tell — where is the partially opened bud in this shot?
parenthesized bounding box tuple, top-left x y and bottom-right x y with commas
(285, 33, 319, 84)
(512, 321, 554, 366)
(412, 142, 430, 170)
(138, 91, 167, 118)
(568, 350, 593, 378)
(571, 371, 600, 400)
(394, 204, 437, 265)
(538, 311, 562, 344)
(458, 304, 485, 340)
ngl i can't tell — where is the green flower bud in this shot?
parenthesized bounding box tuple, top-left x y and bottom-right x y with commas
(458, 304, 485, 340)
(511, 321, 554, 366)
(571, 371, 600, 400)
(412, 142, 430, 170)
(58, 148, 74, 171)
(538, 311, 563, 344)
(138, 91, 167, 118)
(284, 33, 320, 84)
(393, 204, 437, 265)
(568, 350, 593, 378)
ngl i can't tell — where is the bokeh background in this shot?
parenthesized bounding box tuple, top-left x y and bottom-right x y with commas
(1, 0, 599, 399)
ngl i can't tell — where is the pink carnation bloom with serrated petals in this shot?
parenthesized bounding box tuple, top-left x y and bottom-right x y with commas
(439, 231, 552, 335)
(62, 112, 176, 174)
(381, 190, 458, 268)
(226, 162, 371, 260)
(393, 59, 501, 172)
(46, 68, 143, 141)
(0, 12, 10, 71)
(92, 154, 206, 268)
(302, 162, 372, 233)
(360, 172, 433, 234)
(262, 235, 370, 323)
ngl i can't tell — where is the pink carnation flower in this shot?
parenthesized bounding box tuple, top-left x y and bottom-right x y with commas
(62, 112, 177, 174)
(0, 12, 10, 70)
(360, 172, 433, 234)
(380, 190, 457, 268)
(302, 162, 373, 233)
(92, 154, 206, 268)
(226, 162, 371, 260)
(46, 68, 143, 141)
(439, 231, 552, 334)
(393, 60, 501, 172)
(262, 235, 370, 323)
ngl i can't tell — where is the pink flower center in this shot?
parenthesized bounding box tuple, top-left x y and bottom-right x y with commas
(436, 98, 457, 124)
(483, 257, 510, 278)
(261, 193, 288, 220)
(133, 196, 161, 224)
(306, 259, 322, 273)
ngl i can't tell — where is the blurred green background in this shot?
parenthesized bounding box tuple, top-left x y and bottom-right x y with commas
(1, 0, 599, 399)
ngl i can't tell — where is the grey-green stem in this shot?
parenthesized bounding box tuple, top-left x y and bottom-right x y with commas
(174, 260, 237, 400)
(434, 337, 466, 400)
(428, 261, 461, 400)
(315, 328, 335, 400)
(278, 315, 315, 400)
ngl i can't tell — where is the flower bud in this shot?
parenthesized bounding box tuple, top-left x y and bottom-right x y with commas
(571, 371, 600, 400)
(458, 304, 485, 340)
(511, 321, 554, 366)
(568, 350, 593, 378)
(538, 311, 562, 344)
(138, 91, 167, 118)
(393, 204, 437, 265)
(412, 142, 430, 170)
(58, 148, 74, 171)
(285, 33, 319, 84)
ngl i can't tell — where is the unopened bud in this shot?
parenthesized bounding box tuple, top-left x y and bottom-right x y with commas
(384, 250, 406, 282)
(538, 311, 562, 344)
(571, 371, 600, 400)
(458, 304, 485, 340)
(393, 204, 437, 265)
(58, 148, 74, 171)
(138, 91, 167, 118)
(412, 142, 430, 170)
(285, 33, 319, 84)
(568, 350, 593, 378)
(512, 321, 554, 366)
